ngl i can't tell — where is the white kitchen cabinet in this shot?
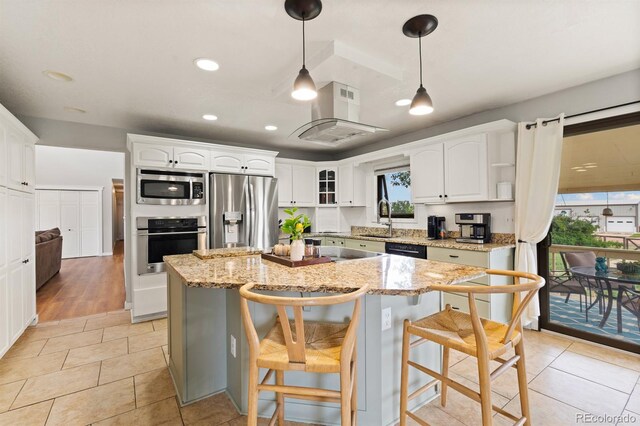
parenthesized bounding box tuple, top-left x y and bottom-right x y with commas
(0, 103, 39, 358)
(173, 146, 209, 170)
(322, 237, 345, 246)
(338, 163, 366, 207)
(411, 134, 489, 204)
(318, 167, 337, 205)
(411, 143, 445, 204)
(211, 150, 275, 176)
(345, 238, 385, 253)
(275, 163, 316, 207)
(428, 246, 514, 323)
(133, 143, 173, 168)
(133, 143, 209, 171)
(444, 134, 488, 202)
(6, 129, 35, 193)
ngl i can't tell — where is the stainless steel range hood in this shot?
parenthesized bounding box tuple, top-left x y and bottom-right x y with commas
(291, 82, 388, 146)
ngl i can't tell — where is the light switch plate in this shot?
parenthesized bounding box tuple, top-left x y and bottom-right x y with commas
(382, 307, 392, 331)
(230, 335, 236, 358)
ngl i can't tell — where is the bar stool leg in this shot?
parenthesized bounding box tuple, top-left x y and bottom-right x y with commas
(276, 370, 285, 424)
(399, 319, 411, 426)
(341, 354, 353, 426)
(351, 350, 358, 426)
(476, 351, 493, 425)
(515, 340, 532, 426)
(247, 364, 259, 426)
(441, 346, 450, 407)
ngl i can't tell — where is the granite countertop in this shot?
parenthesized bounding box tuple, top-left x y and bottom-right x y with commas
(164, 252, 486, 296)
(300, 233, 516, 252)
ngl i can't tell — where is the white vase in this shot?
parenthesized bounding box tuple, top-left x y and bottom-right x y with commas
(290, 239, 305, 261)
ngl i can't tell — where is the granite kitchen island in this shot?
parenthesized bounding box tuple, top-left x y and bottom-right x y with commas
(164, 250, 486, 426)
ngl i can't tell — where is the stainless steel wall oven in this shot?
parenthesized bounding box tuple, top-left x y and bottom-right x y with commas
(136, 216, 206, 275)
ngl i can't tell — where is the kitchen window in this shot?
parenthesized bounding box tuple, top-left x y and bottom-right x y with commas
(376, 167, 414, 219)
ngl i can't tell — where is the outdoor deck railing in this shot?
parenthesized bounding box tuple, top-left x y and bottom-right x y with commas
(549, 244, 640, 275)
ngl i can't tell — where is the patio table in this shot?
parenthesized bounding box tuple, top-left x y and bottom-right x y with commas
(570, 266, 640, 332)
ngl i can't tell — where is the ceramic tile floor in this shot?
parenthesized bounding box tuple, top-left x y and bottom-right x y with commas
(0, 310, 638, 425)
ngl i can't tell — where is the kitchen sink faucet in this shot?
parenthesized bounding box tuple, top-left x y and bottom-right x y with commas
(377, 198, 393, 237)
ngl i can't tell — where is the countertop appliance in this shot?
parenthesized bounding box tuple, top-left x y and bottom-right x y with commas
(427, 216, 446, 240)
(455, 213, 491, 244)
(137, 168, 206, 205)
(385, 242, 427, 259)
(210, 173, 278, 250)
(136, 216, 207, 275)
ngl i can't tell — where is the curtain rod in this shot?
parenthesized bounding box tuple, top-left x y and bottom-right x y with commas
(524, 100, 640, 130)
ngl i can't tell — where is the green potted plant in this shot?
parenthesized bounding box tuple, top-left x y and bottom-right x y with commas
(280, 207, 311, 261)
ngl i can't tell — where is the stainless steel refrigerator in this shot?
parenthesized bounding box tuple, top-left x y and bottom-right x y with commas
(209, 173, 278, 250)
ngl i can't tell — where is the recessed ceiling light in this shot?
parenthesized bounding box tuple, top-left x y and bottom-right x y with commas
(265, 125, 278, 131)
(64, 106, 86, 113)
(202, 114, 218, 121)
(395, 99, 411, 107)
(43, 70, 73, 82)
(194, 58, 219, 71)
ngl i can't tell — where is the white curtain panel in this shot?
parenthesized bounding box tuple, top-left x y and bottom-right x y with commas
(514, 115, 564, 324)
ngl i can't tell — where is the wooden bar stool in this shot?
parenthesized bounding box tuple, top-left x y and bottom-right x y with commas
(399, 269, 545, 426)
(239, 282, 370, 426)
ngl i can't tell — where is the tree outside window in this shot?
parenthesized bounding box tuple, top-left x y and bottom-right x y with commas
(377, 169, 414, 219)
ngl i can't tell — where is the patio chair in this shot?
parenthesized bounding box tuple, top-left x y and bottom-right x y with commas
(551, 251, 592, 311)
(617, 286, 640, 333)
(560, 251, 601, 321)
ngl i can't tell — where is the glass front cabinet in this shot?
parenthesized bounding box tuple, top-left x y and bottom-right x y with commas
(317, 167, 337, 205)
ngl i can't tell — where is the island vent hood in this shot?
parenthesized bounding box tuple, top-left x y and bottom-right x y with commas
(291, 82, 388, 146)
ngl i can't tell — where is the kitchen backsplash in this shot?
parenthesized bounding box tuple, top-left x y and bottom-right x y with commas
(351, 226, 515, 244)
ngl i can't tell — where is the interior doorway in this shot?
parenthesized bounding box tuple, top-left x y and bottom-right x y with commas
(112, 179, 124, 247)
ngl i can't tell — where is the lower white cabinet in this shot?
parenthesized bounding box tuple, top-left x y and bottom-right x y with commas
(1, 189, 36, 357)
(428, 246, 514, 322)
(36, 189, 102, 258)
(345, 238, 385, 253)
(322, 237, 345, 246)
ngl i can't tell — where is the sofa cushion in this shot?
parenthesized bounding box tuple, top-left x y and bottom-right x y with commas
(35, 228, 62, 244)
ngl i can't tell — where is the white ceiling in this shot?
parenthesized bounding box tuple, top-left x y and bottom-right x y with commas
(1, 0, 639, 155)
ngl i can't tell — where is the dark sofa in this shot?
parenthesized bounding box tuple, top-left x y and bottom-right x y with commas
(35, 228, 63, 290)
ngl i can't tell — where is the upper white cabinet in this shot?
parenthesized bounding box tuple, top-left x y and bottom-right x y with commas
(444, 134, 488, 202)
(133, 143, 209, 170)
(128, 135, 277, 176)
(6, 129, 35, 192)
(318, 167, 337, 205)
(411, 143, 445, 203)
(211, 151, 275, 176)
(275, 162, 315, 207)
(338, 163, 366, 207)
(411, 125, 514, 204)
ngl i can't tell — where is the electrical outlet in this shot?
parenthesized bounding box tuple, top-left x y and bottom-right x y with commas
(381, 307, 392, 331)
(230, 335, 236, 358)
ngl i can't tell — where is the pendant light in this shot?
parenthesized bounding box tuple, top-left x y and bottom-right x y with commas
(285, 0, 322, 101)
(402, 15, 438, 115)
(602, 192, 613, 217)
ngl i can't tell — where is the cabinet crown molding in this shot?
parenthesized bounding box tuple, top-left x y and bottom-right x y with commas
(126, 133, 278, 157)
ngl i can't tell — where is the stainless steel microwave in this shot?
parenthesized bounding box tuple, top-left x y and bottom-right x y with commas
(137, 169, 206, 205)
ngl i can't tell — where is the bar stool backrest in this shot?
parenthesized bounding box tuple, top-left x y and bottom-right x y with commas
(428, 269, 545, 347)
(239, 283, 370, 367)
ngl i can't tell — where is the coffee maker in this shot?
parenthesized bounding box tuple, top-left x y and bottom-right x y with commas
(455, 213, 491, 244)
(427, 216, 446, 240)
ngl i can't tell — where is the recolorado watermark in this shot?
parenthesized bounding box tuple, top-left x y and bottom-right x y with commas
(576, 412, 637, 424)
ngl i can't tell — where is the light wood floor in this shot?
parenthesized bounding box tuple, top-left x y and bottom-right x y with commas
(0, 310, 638, 425)
(36, 241, 125, 322)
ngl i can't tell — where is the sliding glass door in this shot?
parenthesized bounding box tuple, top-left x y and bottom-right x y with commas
(539, 112, 640, 353)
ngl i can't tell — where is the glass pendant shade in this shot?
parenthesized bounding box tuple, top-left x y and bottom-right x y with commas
(409, 86, 433, 115)
(291, 66, 317, 100)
